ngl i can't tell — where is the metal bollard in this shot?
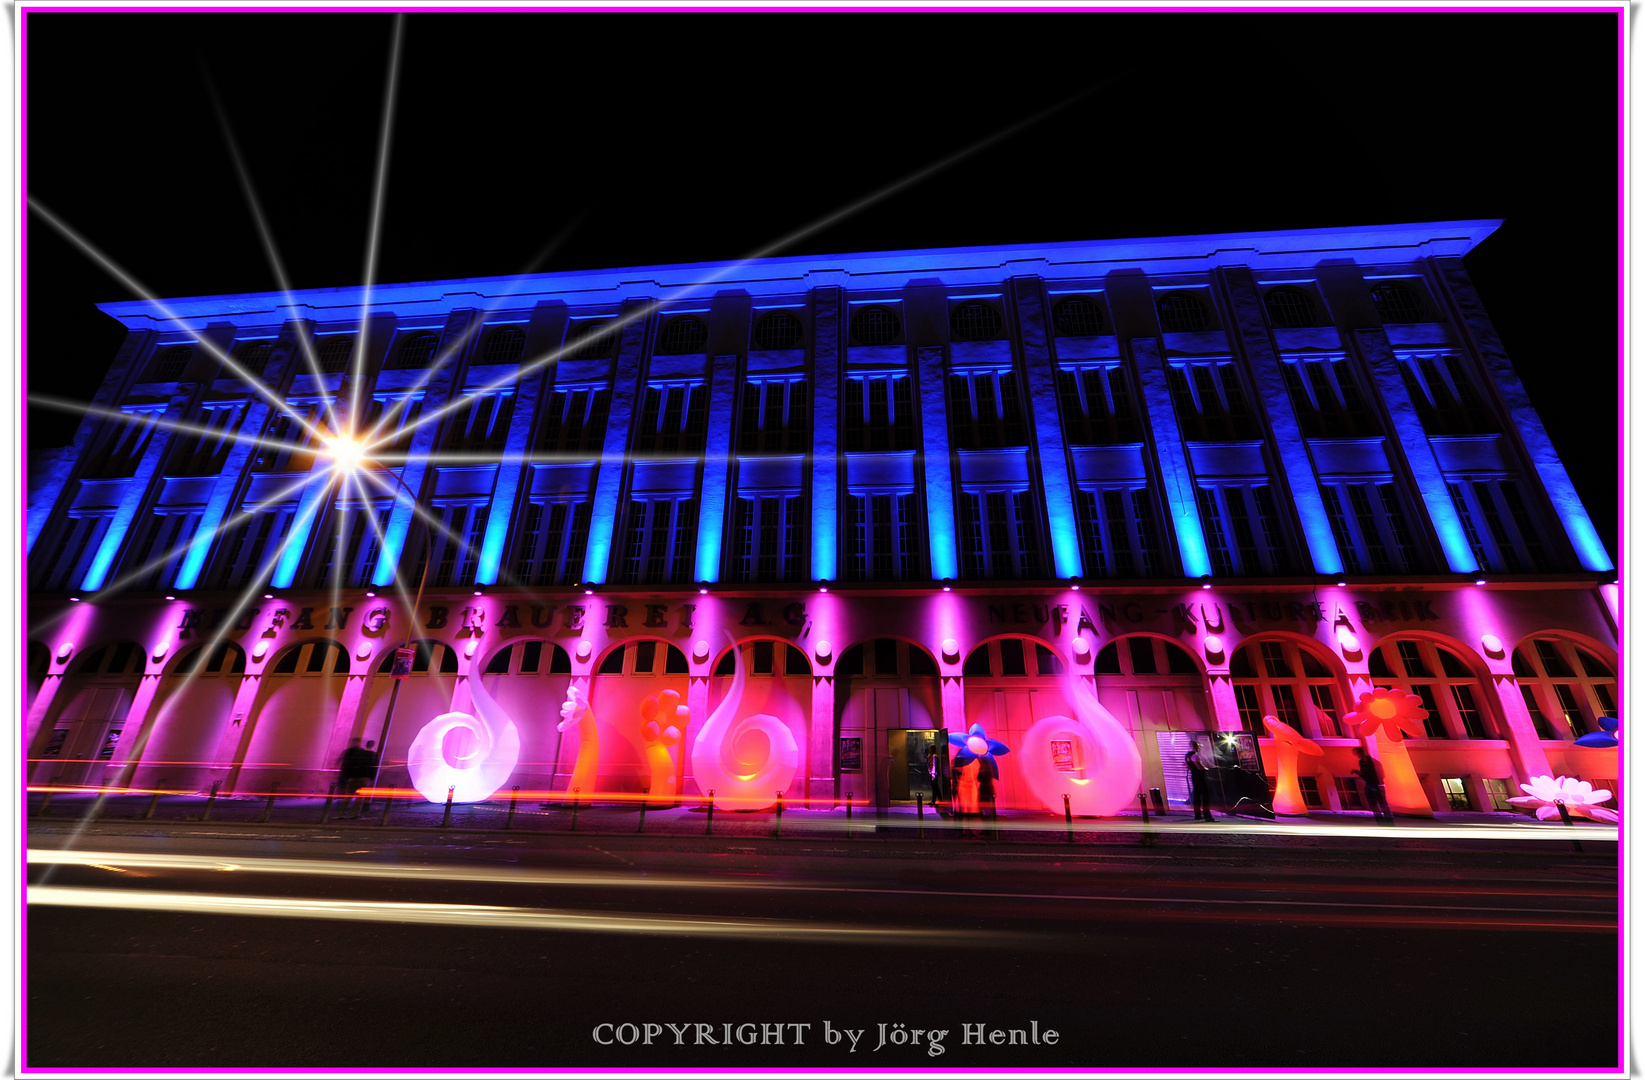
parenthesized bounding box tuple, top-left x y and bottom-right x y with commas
(201, 780, 222, 822)
(378, 789, 394, 827)
(505, 786, 520, 830)
(1556, 801, 1584, 852)
(705, 791, 715, 835)
(1138, 792, 1150, 825)
(257, 782, 280, 823)
(1065, 793, 1074, 843)
(144, 789, 162, 820)
(774, 792, 783, 837)
(917, 791, 925, 841)
(845, 792, 852, 839)
(441, 785, 455, 828)
(1138, 792, 1155, 847)
(637, 787, 648, 834)
(319, 782, 337, 824)
(569, 789, 581, 832)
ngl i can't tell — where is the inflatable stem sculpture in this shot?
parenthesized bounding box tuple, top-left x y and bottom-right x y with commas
(638, 689, 688, 805)
(1017, 673, 1142, 817)
(557, 685, 599, 801)
(1344, 687, 1434, 817)
(1262, 715, 1323, 815)
(405, 664, 521, 803)
(690, 633, 799, 810)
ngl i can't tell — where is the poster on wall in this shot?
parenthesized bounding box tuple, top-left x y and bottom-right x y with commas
(838, 737, 862, 772)
(97, 728, 122, 760)
(391, 646, 417, 679)
(1050, 739, 1077, 771)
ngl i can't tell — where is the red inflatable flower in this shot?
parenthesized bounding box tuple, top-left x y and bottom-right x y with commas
(1345, 687, 1429, 742)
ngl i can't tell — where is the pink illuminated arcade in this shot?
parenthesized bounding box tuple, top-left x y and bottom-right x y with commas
(24, 222, 1620, 820)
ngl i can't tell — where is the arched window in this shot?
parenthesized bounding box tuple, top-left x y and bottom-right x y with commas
(753, 311, 804, 351)
(272, 640, 351, 676)
(317, 338, 353, 374)
(565, 320, 616, 360)
(1367, 638, 1495, 739)
(71, 642, 146, 676)
(1052, 296, 1104, 337)
(152, 345, 194, 381)
(960, 637, 1067, 678)
(374, 640, 458, 676)
(711, 640, 809, 677)
(173, 641, 247, 675)
(482, 640, 574, 676)
(1093, 636, 1198, 678)
(602, 640, 692, 676)
(1229, 639, 1345, 738)
(950, 301, 1003, 342)
(1156, 292, 1209, 333)
(838, 639, 939, 678)
(1511, 638, 1617, 740)
(394, 331, 440, 369)
(479, 326, 526, 366)
(850, 305, 901, 346)
(657, 316, 708, 355)
(1263, 287, 1316, 329)
(1370, 281, 1426, 324)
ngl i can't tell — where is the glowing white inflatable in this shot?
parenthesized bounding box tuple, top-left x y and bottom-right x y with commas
(690, 634, 799, 811)
(406, 665, 521, 803)
(1018, 673, 1142, 817)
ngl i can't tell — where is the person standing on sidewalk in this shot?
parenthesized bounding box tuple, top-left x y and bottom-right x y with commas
(1187, 746, 1215, 821)
(1357, 749, 1392, 822)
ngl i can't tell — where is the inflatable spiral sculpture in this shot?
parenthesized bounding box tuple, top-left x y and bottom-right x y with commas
(690, 633, 799, 811)
(1017, 670, 1142, 817)
(406, 664, 521, 804)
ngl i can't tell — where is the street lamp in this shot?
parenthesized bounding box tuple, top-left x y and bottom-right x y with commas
(319, 431, 432, 804)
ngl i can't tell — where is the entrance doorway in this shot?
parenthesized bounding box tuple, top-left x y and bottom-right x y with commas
(887, 729, 947, 804)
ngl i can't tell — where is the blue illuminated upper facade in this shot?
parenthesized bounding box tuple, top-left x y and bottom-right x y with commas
(26, 220, 1615, 601)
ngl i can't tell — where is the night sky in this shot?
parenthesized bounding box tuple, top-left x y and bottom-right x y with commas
(23, 10, 1622, 563)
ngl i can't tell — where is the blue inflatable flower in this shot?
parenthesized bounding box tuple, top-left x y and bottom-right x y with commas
(950, 723, 1010, 767)
(1574, 716, 1619, 748)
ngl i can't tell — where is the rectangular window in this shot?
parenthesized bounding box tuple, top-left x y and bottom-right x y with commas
(1320, 481, 1423, 574)
(1167, 362, 1259, 441)
(92, 406, 168, 479)
(1298, 776, 1323, 808)
(957, 490, 1042, 580)
(512, 501, 592, 586)
(1308, 685, 1343, 737)
(1233, 684, 1263, 734)
(949, 370, 1027, 449)
(1410, 684, 1448, 738)
(536, 387, 610, 456)
(252, 402, 326, 473)
(421, 504, 488, 588)
(733, 496, 803, 582)
(1551, 684, 1589, 737)
(358, 395, 426, 461)
(1399, 353, 1498, 435)
(1449, 684, 1488, 739)
(1440, 777, 1472, 811)
(1281, 357, 1378, 439)
(1447, 478, 1551, 573)
(1520, 684, 1557, 740)
(844, 493, 917, 581)
(440, 393, 515, 454)
(842, 375, 915, 452)
(312, 505, 387, 589)
(1056, 366, 1139, 445)
(1196, 484, 1291, 576)
(1074, 487, 1162, 578)
(621, 499, 698, 585)
(634, 383, 707, 454)
(120, 511, 203, 591)
(737, 379, 808, 454)
(168, 402, 243, 477)
(32, 515, 114, 592)
(1334, 776, 1365, 809)
(1483, 777, 1514, 811)
(212, 507, 297, 588)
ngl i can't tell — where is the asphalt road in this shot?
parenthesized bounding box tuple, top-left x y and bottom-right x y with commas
(25, 822, 1619, 1070)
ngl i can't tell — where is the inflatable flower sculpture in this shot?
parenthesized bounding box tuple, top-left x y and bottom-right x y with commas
(1508, 775, 1618, 823)
(1345, 687, 1429, 743)
(638, 689, 688, 805)
(1262, 715, 1323, 816)
(1574, 716, 1620, 749)
(950, 723, 1009, 816)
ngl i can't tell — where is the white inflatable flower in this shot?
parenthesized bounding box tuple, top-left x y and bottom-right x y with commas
(1507, 774, 1618, 823)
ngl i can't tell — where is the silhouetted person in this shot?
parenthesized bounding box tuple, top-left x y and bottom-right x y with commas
(977, 755, 999, 839)
(1358, 749, 1392, 822)
(339, 738, 378, 818)
(1187, 747, 1214, 821)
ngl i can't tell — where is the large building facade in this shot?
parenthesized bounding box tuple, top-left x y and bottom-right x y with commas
(24, 222, 1620, 817)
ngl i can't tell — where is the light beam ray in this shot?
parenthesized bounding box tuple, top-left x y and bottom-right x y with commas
(352, 13, 407, 431)
(27, 198, 331, 445)
(198, 65, 340, 434)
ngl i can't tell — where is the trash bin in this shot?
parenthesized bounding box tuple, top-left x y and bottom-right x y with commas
(1149, 787, 1166, 813)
